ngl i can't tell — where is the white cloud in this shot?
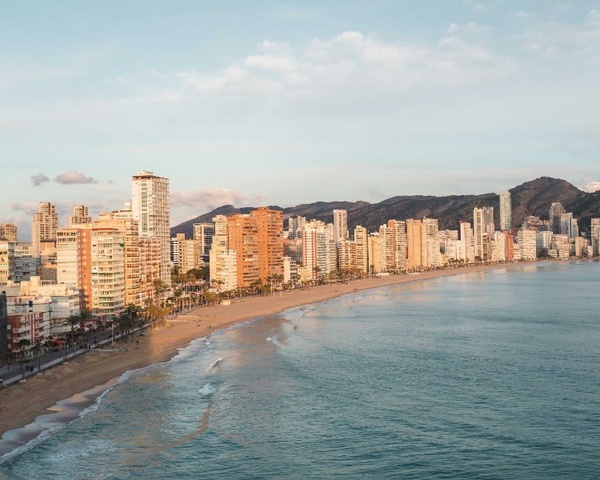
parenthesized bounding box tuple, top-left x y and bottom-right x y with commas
(520, 9, 600, 63)
(54, 171, 98, 185)
(170, 30, 510, 106)
(170, 188, 265, 212)
(580, 181, 600, 192)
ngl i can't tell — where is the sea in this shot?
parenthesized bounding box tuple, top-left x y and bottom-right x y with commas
(0, 261, 599, 479)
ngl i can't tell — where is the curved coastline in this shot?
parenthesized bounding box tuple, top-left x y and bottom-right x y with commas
(0, 262, 532, 452)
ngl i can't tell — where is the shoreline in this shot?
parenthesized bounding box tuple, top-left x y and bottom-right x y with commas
(0, 263, 525, 440)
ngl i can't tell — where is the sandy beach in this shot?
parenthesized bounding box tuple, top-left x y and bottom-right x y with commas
(0, 264, 510, 438)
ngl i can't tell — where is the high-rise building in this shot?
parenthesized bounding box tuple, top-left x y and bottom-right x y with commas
(354, 226, 368, 274)
(332, 210, 348, 246)
(227, 214, 260, 288)
(459, 221, 474, 263)
(591, 218, 600, 256)
(131, 171, 171, 287)
(473, 208, 485, 261)
(482, 207, 495, 235)
(0, 223, 18, 242)
(94, 209, 142, 308)
(518, 228, 537, 260)
(301, 220, 336, 282)
(368, 232, 384, 273)
(387, 220, 407, 273)
(69, 205, 92, 228)
(89, 228, 125, 316)
(0, 292, 7, 361)
(173, 233, 202, 275)
(406, 219, 424, 270)
(549, 202, 565, 234)
(251, 207, 284, 283)
(423, 218, 440, 267)
(193, 223, 215, 264)
(560, 213, 578, 239)
(0, 240, 15, 285)
(56, 228, 92, 310)
(31, 202, 58, 257)
(499, 192, 512, 231)
(209, 215, 237, 292)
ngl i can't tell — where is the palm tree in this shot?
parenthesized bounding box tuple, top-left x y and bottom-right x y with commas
(64, 314, 80, 335)
(18, 338, 31, 377)
(153, 279, 169, 307)
(145, 301, 169, 329)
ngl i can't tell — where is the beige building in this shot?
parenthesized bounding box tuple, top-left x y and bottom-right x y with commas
(93, 209, 142, 308)
(0, 240, 15, 284)
(69, 205, 92, 228)
(31, 202, 58, 257)
(368, 232, 385, 274)
(0, 223, 18, 242)
(174, 233, 202, 275)
(337, 239, 356, 273)
(518, 228, 537, 260)
(333, 209, 348, 246)
(193, 223, 215, 265)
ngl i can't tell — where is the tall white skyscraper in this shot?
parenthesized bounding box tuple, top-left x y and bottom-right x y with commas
(131, 171, 171, 286)
(473, 208, 484, 260)
(499, 191, 511, 231)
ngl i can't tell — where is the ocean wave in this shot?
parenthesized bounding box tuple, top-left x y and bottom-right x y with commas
(207, 358, 223, 371)
(0, 379, 118, 466)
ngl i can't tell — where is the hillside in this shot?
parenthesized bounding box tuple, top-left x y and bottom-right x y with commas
(171, 177, 600, 237)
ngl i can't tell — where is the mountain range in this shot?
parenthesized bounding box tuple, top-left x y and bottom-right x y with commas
(171, 177, 600, 238)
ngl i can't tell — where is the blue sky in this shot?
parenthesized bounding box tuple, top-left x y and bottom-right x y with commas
(2, 1, 600, 239)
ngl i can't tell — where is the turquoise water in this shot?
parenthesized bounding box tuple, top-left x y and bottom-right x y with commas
(1, 261, 599, 479)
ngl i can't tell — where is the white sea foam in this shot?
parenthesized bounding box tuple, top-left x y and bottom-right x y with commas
(198, 383, 216, 396)
(0, 379, 118, 465)
(208, 358, 223, 370)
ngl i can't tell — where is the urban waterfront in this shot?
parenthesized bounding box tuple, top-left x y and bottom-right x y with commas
(1, 261, 598, 479)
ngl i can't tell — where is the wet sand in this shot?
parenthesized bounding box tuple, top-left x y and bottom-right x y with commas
(0, 264, 511, 438)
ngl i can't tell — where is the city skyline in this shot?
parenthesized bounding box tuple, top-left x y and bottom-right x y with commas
(2, 1, 600, 237)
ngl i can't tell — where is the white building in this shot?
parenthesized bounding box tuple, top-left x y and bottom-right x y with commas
(131, 171, 171, 287)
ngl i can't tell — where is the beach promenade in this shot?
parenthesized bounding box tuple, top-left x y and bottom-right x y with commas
(0, 264, 510, 438)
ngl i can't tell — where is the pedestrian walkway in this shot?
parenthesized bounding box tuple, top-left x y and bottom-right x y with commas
(0, 324, 150, 389)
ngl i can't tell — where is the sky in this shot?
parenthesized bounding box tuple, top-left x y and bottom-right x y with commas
(1, 0, 600, 239)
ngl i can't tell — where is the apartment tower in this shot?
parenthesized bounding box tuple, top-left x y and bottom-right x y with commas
(131, 171, 171, 287)
(31, 202, 58, 257)
(499, 191, 511, 231)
